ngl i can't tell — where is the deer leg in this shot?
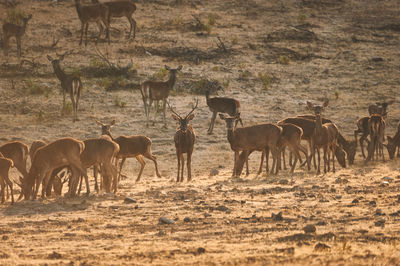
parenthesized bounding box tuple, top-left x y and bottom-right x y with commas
(232, 151, 239, 177)
(84, 23, 89, 46)
(128, 16, 136, 39)
(143, 150, 161, 178)
(17, 37, 21, 57)
(3, 36, 9, 56)
(332, 143, 336, 173)
(93, 164, 99, 193)
(298, 144, 310, 171)
(41, 170, 53, 199)
(265, 147, 270, 174)
(135, 155, 146, 182)
(316, 147, 321, 175)
(79, 22, 85, 46)
(257, 150, 265, 175)
(0, 180, 5, 203)
(359, 132, 368, 159)
(208, 111, 217, 134)
(281, 147, 287, 170)
(6, 177, 13, 204)
(187, 152, 192, 181)
(180, 153, 185, 182)
(162, 99, 167, 128)
(323, 147, 328, 173)
(176, 151, 181, 182)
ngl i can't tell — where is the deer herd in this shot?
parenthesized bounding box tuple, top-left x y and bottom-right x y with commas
(0, 2, 399, 205)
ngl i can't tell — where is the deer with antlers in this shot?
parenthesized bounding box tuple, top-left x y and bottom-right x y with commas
(2, 14, 32, 57)
(366, 114, 386, 162)
(96, 120, 161, 190)
(140, 65, 182, 127)
(168, 100, 198, 182)
(307, 100, 339, 174)
(47, 51, 82, 122)
(205, 89, 243, 134)
(74, 0, 110, 46)
(0, 154, 14, 204)
(91, 0, 137, 39)
(23, 138, 89, 200)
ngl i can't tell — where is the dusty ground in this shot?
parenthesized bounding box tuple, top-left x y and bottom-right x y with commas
(0, 0, 400, 264)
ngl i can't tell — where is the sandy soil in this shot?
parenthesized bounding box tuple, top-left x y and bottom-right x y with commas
(0, 0, 400, 264)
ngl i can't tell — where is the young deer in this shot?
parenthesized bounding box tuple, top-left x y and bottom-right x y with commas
(205, 89, 243, 134)
(0, 141, 29, 181)
(2, 14, 32, 57)
(91, 0, 137, 39)
(140, 65, 182, 127)
(168, 100, 198, 182)
(220, 114, 282, 177)
(96, 120, 161, 189)
(74, 0, 110, 46)
(47, 51, 82, 122)
(307, 100, 339, 174)
(23, 138, 89, 200)
(0, 155, 14, 204)
(366, 114, 385, 162)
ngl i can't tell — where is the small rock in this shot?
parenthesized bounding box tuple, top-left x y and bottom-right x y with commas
(316, 221, 326, 226)
(183, 217, 192, 223)
(157, 230, 166, 236)
(381, 181, 390, 186)
(271, 211, 283, 221)
(369, 200, 376, 206)
(375, 209, 384, 216)
(215, 205, 230, 213)
(352, 198, 359, 204)
(196, 247, 206, 254)
(209, 169, 219, 176)
(279, 179, 289, 185)
(134, 204, 139, 209)
(375, 219, 385, 227)
(124, 197, 137, 204)
(74, 217, 85, 223)
(397, 195, 400, 203)
(48, 251, 62, 259)
(303, 224, 316, 234)
(335, 195, 342, 200)
(382, 176, 394, 182)
(159, 217, 175, 225)
(371, 57, 383, 62)
(314, 242, 331, 251)
(2, 235, 8, 240)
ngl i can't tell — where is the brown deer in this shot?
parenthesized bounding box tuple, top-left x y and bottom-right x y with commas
(0, 141, 29, 180)
(205, 89, 243, 134)
(386, 122, 400, 159)
(0, 155, 14, 204)
(168, 100, 198, 182)
(47, 51, 82, 122)
(307, 100, 339, 174)
(140, 65, 182, 127)
(91, 0, 137, 39)
(220, 114, 282, 177)
(74, 0, 110, 46)
(23, 138, 89, 200)
(96, 120, 161, 188)
(366, 114, 385, 162)
(2, 14, 32, 57)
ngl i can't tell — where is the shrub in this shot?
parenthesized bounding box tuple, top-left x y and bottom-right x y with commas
(279, 55, 290, 65)
(258, 73, 272, 89)
(113, 95, 126, 108)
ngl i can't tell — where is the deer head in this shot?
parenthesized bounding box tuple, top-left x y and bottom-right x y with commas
(96, 120, 115, 136)
(168, 100, 198, 131)
(219, 113, 241, 130)
(307, 100, 329, 115)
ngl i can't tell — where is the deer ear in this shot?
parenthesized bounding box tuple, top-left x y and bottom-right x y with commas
(187, 113, 195, 121)
(177, 65, 182, 71)
(110, 120, 116, 126)
(95, 120, 103, 126)
(306, 101, 313, 109)
(323, 100, 329, 107)
(47, 55, 53, 62)
(165, 65, 170, 70)
(219, 114, 226, 120)
(171, 114, 180, 121)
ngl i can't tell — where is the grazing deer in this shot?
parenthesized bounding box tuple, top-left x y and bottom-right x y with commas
(0, 141, 29, 180)
(366, 114, 385, 162)
(74, 0, 110, 46)
(386, 122, 400, 159)
(368, 101, 393, 118)
(220, 114, 282, 177)
(96, 120, 161, 189)
(168, 100, 198, 182)
(47, 51, 82, 122)
(0, 155, 14, 204)
(140, 65, 182, 127)
(205, 89, 243, 134)
(23, 138, 89, 200)
(91, 0, 137, 39)
(2, 14, 32, 57)
(307, 100, 339, 174)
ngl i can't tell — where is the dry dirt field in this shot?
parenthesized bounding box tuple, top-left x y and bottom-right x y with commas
(1, 0, 400, 265)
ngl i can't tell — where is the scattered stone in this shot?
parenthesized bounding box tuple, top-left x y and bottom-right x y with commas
(74, 217, 85, 223)
(271, 211, 283, 221)
(134, 204, 139, 209)
(215, 205, 231, 213)
(279, 179, 289, 185)
(371, 57, 383, 62)
(352, 198, 359, 204)
(159, 217, 175, 225)
(316, 221, 326, 226)
(335, 195, 342, 200)
(109, 206, 119, 210)
(358, 229, 368, 234)
(314, 242, 331, 251)
(375, 209, 384, 216)
(382, 176, 394, 182)
(196, 247, 206, 254)
(303, 224, 316, 234)
(2, 235, 8, 241)
(375, 219, 385, 227)
(381, 181, 390, 186)
(369, 200, 376, 206)
(183, 217, 192, 223)
(209, 169, 219, 176)
(124, 197, 137, 204)
(157, 230, 166, 236)
(275, 247, 295, 254)
(48, 251, 62, 259)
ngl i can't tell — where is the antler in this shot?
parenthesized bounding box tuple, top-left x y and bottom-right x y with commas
(167, 100, 182, 119)
(185, 99, 199, 119)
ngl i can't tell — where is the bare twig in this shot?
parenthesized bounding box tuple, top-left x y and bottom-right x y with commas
(94, 45, 134, 76)
(216, 36, 228, 53)
(51, 36, 60, 48)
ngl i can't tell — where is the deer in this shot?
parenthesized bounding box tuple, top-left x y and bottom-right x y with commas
(96, 120, 161, 189)
(22, 138, 89, 200)
(140, 65, 182, 127)
(0, 155, 14, 204)
(168, 100, 198, 182)
(74, 0, 110, 46)
(366, 114, 385, 162)
(205, 89, 243, 134)
(219, 114, 282, 177)
(386, 122, 400, 159)
(47, 51, 82, 122)
(2, 14, 32, 57)
(0, 141, 29, 181)
(91, 0, 137, 39)
(307, 100, 339, 174)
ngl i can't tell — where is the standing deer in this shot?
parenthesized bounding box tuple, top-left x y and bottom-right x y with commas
(2, 14, 32, 57)
(366, 114, 385, 162)
(220, 114, 282, 177)
(91, 0, 137, 39)
(140, 65, 182, 127)
(0, 141, 29, 180)
(47, 51, 82, 122)
(0, 155, 14, 204)
(307, 100, 339, 174)
(23, 138, 89, 200)
(96, 120, 161, 189)
(205, 89, 243, 134)
(168, 100, 198, 182)
(74, 0, 110, 46)
(386, 122, 400, 159)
